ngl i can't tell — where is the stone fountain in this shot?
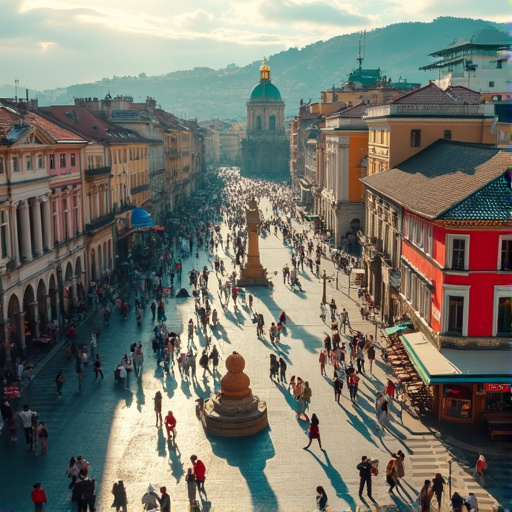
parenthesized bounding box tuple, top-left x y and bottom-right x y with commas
(202, 352, 268, 437)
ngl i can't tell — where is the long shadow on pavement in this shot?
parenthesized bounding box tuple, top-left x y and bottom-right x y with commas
(210, 429, 278, 512)
(305, 448, 357, 510)
(338, 401, 378, 448)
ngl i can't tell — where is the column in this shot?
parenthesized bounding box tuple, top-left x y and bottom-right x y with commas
(10, 202, 20, 265)
(66, 194, 73, 239)
(95, 186, 100, 220)
(42, 196, 53, 251)
(30, 301, 40, 337)
(30, 197, 43, 256)
(19, 201, 33, 262)
(17, 311, 27, 359)
(75, 190, 82, 234)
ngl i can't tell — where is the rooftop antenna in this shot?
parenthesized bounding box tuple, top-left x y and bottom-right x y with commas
(357, 31, 366, 71)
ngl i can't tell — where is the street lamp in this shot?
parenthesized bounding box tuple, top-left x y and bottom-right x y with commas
(322, 270, 327, 304)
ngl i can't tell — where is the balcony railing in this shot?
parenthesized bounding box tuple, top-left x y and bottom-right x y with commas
(130, 184, 150, 195)
(85, 166, 111, 178)
(85, 212, 115, 234)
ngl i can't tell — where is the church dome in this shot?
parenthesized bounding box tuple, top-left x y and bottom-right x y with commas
(249, 57, 282, 102)
(249, 82, 282, 102)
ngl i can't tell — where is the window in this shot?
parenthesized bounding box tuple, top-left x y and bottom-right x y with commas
(37, 154, 44, 169)
(87, 156, 94, 169)
(489, 81, 495, 88)
(499, 237, 512, 271)
(269, 115, 276, 130)
(70, 153, 76, 166)
(0, 157, 4, 173)
(12, 157, 19, 172)
(49, 154, 55, 169)
(442, 285, 470, 336)
(443, 130, 452, 140)
(59, 154, 66, 168)
(493, 286, 512, 337)
(447, 296, 464, 334)
(446, 234, 469, 271)
(410, 130, 421, 147)
(25, 155, 32, 170)
(0, 210, 7, 259)
(497, 297, 511, 336)
(256, 116, 262, 130)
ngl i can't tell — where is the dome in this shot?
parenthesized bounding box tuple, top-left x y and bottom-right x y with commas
(131, 207, 154, 229)
(249, 81, 282, 102)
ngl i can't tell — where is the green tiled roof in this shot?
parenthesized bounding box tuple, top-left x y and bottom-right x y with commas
(439, 174, 512, 221)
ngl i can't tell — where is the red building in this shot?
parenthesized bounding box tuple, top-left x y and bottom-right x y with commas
(362, 140, 512, 424)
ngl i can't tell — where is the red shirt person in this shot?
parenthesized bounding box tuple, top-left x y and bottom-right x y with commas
(191, 455, 207, 499)
(31, 483, 47, 511)
(164, 411, 177, 442)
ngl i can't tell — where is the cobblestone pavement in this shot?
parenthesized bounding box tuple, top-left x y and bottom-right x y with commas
(0, 198, 508, 512)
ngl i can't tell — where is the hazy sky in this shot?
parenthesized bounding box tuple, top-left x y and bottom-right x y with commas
(1, 0, 510, 90)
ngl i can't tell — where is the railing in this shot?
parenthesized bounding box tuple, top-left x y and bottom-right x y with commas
(85, 166, 111, 178)
(130, 184, 150, 195)
(85, 212, 115, 233)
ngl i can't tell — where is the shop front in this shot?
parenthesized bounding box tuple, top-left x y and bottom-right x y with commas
(398, 331, 512, 425)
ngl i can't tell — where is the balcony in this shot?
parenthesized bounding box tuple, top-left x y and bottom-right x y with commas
(113, 202, 134, 214)
(130, 184, 150, 195)
(85, 212, 115, 234)
(85, 166, 111, 178)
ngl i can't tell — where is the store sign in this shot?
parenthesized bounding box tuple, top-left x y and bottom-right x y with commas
(485, 383, 512, 393)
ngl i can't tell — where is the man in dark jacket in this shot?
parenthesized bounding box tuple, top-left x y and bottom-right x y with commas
(357, 455, 373, 500)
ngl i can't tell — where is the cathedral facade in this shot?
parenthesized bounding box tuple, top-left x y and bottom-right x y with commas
(241, 59, 290, 178)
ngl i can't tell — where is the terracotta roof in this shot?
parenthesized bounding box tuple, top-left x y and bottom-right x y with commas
(392, 83, 481, 105)
(360, 139, 511, 219)
(38, 106, 144, 143)
(0, 104, 85, 144)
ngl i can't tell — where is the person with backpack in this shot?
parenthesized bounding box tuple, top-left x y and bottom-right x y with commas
(385, 455, 399, 494)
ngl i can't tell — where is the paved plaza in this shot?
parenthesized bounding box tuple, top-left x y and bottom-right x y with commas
(0, 198, 508, 512)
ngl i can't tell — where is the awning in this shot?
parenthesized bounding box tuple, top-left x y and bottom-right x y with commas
(400, 331, 512, 385)
(131, 207, 154, 229)
(384, 325, 408, 335)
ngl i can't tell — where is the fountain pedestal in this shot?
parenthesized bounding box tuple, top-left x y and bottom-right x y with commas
(202, 352, 268, 437)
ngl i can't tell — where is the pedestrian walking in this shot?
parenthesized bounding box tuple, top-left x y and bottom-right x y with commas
(451, 492, 464, 512)
(94, 354, 104, 381)
(209, 345, 219, 373)
(37, 422, 48, 453)
(296, 381, 312, 420)
(319, 349, 327, 376)
(303, 413, 322, 450)
(356, 345, 365, 374)
(31, 483, 47, 511)
(357, 455, 373, 500)
(334, 376, 343, 404)
(395, 450, 405, 488)
(367, 343, 376, 373)
(385, 379, 396, 399)
(141, 484, 159, 511)
(385, 455, 398, 494)
(186, 468, 197, 506)
(154, 391, 163, 427)
(159, 486, 171, 512)
(164, 410, 177, 443)
(432, 472, 446, 510)
(111, 480, 127, 512)
(18, 403, 36, 451)
(475, 454, 487, 486)
(1, 400, 16, 442)
(191, 455, 207, 499)
(278, 357, 287, 383)
(316, 486, 328, 511)
(347, 368, 360, 403)
(55, 370, 65, 398)
(419, 479, 434, 512)
(66, 457, 80, 489)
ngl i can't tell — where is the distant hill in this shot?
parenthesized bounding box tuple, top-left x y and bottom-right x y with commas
(1, 17, 505, 120)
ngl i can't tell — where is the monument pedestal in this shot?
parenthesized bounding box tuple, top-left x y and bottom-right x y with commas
(202, 352, 268, 437)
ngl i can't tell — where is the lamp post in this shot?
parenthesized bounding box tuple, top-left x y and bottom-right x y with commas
(322, 270, 327, 304)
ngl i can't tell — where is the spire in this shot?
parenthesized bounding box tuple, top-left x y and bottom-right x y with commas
(260, 57, 270, 82)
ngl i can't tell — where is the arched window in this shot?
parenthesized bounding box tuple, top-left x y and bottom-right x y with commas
(256, 116, 262, 130)
(269, 115, 276, 130)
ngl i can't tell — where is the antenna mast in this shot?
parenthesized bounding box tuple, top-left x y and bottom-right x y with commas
(357, 30, 366, 71)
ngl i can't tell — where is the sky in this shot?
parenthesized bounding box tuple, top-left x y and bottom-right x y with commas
(1, 0, 510, 91)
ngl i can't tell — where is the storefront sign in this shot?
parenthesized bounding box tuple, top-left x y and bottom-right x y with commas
(485, 383, 512, 393)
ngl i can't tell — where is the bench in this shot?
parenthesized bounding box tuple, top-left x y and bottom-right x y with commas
(486, 417, 512, 441)
(489, 428, 512, 441)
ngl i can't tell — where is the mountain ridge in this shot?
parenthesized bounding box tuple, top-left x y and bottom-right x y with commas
(1, 16, 506, 120)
